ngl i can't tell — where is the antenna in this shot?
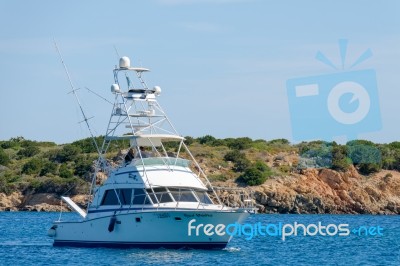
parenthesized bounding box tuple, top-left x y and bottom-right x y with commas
(53, 40, 101, 156)
(113, 45, 133, 88)
(85, 87, 113, 105)
(113, 45, 120, 58)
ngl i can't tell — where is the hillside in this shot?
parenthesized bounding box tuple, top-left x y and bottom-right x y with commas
(1, 136, 400, 214)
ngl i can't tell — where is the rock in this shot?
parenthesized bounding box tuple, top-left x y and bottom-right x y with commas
(248, 167, 400, 214)
(24, 193, 61, 206)
(94, 171, 108, 185)
(71, 194, 89, 208)
(0, 191, 23, 208)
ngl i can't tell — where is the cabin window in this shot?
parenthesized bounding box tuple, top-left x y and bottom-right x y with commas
(117, 189, 133, 205)
(169, 188, 198, 202)
(145, 189, 158, 204)
(148, 187, 173, 203)
(101, 189, 119, 205)
(195, 191, 213, 204)
(132, 189, 151, 205)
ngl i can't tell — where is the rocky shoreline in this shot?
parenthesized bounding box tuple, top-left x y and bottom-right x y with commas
(1, 166, 400, 214)
(252, 166, 400, 214)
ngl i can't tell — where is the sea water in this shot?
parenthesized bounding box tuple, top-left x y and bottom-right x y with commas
(0, 212, 399, 265)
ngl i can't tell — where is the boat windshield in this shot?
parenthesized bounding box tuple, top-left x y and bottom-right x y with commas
(147, 187, 213, 204)
(169, 188, 198, 202)
(131, 157, 191, 167)
(100, 187, 214, 206)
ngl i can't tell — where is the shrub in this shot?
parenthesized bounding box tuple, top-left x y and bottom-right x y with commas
(347, 144, 381, 165)
(208, 174, 228, 182)
(17, 145, 40, 158)
(268, 139, 290, 145)
(0, 148, 10, 166)
(197, 135, 217, 146)
(224, 151, 246, 162)
(24, 176, 88, 195)
(224, 151, 251, 172)
(74, 157, 93, 177)
(20, 139, 38, 148)
(1, 140, 18, 149)
(238, 160, 272, 186)
(0, 176, 12, 194)
(59, 164, 74, 179)
(40, 161, 58, 176)
(278, 165, 291, 174)
(347, 141, 382, 175)
(71, 136, 103, 153)
(22, 158, 43, 175)
(240, 167, 267, 186)
(380, 146, 398, 170)
(184, 136, 195, 145)
(56, 145, 82, 163)
(388, 141, 400, 150)
(263, 138, 292, 152)
(226, 137, 252, 150)
(254, 160, 269, 172)
(331, 145, 351, 171)
(163, 141, 180, 151)
(232, 157, 251, 172)
(359, 163, 381, 175)
(296, 142, 333, 169)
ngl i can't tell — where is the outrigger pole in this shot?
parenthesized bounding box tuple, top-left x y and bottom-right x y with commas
(54, 40, 103, 210)
(53, 40, 101, 156)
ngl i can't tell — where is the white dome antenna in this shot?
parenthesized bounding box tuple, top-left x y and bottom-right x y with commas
(111, 84, 120, 93)
(153, 86, 161, 96)
(119, 56, 130, 69)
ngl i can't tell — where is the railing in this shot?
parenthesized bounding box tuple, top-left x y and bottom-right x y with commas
(211, 187, 257, 212)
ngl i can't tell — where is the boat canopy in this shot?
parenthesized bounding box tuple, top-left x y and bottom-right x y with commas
(105, 134, 184, 147)
(143, 169, 208, 190)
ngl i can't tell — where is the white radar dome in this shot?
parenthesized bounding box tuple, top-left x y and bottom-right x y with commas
(111, 84, 120, 93)
(153, 86, 161, 95)
(119, 56, 130, 68)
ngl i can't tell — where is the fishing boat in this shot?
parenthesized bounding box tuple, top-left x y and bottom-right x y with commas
(48, 55, 255, 249)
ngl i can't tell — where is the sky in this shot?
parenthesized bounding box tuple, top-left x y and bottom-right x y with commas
(0, 0, 399, 144)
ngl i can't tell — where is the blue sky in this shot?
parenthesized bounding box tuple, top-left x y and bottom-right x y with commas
(0, 0, 399, 144)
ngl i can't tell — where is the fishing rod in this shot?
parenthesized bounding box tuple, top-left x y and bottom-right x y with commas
(53, 40, 101, 156)
(54, 40, 107, 211)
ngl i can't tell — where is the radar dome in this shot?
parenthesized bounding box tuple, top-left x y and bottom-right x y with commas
(111, 84, 120, 93)
(153, 86, 161, 95)
(119, 56, 130, 68)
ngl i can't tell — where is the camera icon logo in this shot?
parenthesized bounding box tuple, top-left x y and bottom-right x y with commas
(287, 40, 381, 141)
(327, 80, 370, 125)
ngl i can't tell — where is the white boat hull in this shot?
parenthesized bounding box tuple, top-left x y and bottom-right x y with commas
(52, 210, 249, 249)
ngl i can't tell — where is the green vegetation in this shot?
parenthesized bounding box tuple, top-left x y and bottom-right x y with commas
(331, 144, 351, 172)
(1, 135, 400, 196)
(239, 161, 273, 186)
(0, 137, 95, 196)
(0, 148, 10, 166)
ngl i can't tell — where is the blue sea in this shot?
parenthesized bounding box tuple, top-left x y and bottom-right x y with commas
(0, 212, 399, 265)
